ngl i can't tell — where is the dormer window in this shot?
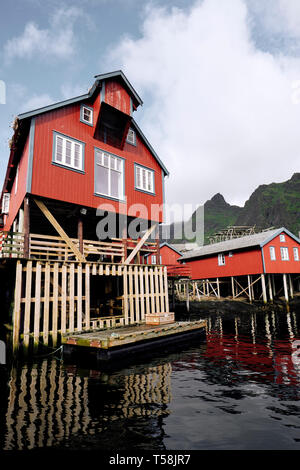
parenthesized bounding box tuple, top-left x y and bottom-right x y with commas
(80, 105, 93, 126)
(126, 128, 136, 146)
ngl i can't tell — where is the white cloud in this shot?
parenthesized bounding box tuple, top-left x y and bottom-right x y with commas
(3, 6, 92, 64)
(105, 0, 300, 212)
(20, 93, 56, 113)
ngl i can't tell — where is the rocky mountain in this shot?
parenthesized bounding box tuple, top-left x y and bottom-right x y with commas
(162, 173, 300, 245)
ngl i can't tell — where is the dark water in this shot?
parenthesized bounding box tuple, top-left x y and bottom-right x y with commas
(1, 309, 300, 451)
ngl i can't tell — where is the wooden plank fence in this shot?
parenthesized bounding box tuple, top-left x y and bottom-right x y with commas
(11, 260, 170, 353)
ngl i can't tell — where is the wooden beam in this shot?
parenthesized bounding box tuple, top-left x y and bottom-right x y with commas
(23, 197, 30, 258)
(124, 224, 157, 265)
(33, 198, 85, 262)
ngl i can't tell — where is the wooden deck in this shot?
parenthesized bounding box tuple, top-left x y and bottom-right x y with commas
(62, 320, 207, 361)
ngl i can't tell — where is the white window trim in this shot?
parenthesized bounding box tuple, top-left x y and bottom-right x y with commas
(293, 247, 299, 261)
(126, 128, 136, 145)
(2, 193, 10, 214)
(218, 253, 225, 266)
(80, 105, 93, 126)
(95, 149, 124, 200)
(280, 247, 289, 261)
(269, 246, 276, 261)
(135, 164, 155, 194)
(280, 234, 286, 242)
(53, 132, 84, 172)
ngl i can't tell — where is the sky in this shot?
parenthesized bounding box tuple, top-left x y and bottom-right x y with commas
(0, 0, 300, 218)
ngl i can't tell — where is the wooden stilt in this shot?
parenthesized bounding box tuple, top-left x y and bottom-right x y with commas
(261, 274, 267, 304)
(231, 277, 235, 298)
(23, 198, 30, 258)
(186, 280, 190, 312)
(217, 278, 220, 299)
(289, 274, 294, 299)
(248, 275, 252, 303)
(283, 274, 289, 303)
(77, 217, 83, 254)
(268, 274, 273, 303)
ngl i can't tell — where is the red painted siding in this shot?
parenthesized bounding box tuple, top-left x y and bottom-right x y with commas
(105, 80, 131, 115)
(160, 245, 181, 265)
(30, 90, 164, 222)
(4, 134, 30, 231)
(187, 248, 263, 280)
(263, 232, 300, 273)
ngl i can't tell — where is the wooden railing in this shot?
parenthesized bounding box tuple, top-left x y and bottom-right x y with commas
(0, 231, 159, 263)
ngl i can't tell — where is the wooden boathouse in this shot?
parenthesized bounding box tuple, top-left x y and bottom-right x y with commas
(0, 70, 206, 355)
(179, 227, 300, 303)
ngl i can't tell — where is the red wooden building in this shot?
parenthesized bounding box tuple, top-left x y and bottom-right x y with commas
(145, 242, 192, 277)
(0, 70, 169, 257)
(179, 228, 300, 302)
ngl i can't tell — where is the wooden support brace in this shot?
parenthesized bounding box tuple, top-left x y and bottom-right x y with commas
(124, 224, 157, 265)
(33, 198, 86, 262)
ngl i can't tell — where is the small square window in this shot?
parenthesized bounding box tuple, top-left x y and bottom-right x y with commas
(80, 105, 93, 126)
(280, 234, 286, 242)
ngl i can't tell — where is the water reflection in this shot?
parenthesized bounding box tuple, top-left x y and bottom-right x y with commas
(1, 309, 300, 450)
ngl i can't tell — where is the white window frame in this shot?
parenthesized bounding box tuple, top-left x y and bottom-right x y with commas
(2, 193, 10, 214)
(269, 246, 276, 261)
(280, 234, 286, 242)
(280, 247, 289, 261)
(126, 128, 136, 145)
(95, 149, 124, 200)
(135, 164, 155, 194)
(80, 105, 93, 126)
(53, 132, 84, 172)
(293, 247, 299, 261)
(218, 253, 225, 266)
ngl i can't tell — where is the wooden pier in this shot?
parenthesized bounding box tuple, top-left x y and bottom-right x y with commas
(62, 320, 206, 361)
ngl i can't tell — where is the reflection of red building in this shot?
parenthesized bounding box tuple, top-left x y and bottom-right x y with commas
(205, 332, 300, 386)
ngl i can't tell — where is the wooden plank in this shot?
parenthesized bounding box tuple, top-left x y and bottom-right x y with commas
(33, 198, 85, 262)
(61, 264, 67, 334)
(123, 266, 129, 325)
(69, 264, 75, 332)
(144, 266, 150, 315)
(129, 266, 134, 324)
(92, 263, 97, 275)
(77, 264, 82, 332)
(154, 266, 160, 312)
(85, 264, 90, 330)
(159, 267, 165, 313)
(52, 263, 59, 345)
(149, 268, 155, 314)
(33, 262, 42, 348)
(139, 267, 145, 321)
(164, 266, 169, 313)
(43, 263, 50, 346)
(124, 225, 157, 264)
(12, 261, 23, 353)
(23, 261, 32, 348)
(134, 266, 140, 323)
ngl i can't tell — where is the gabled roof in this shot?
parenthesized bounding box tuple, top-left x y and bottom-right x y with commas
(179, 227, 300, 261)
(17, 70, 142, 121)
(160, 242, 183, 255)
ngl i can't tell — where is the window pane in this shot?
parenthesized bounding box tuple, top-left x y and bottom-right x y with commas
(74, 143, 80, 168)
(103, 154, 109, 167)
(56, 136, 63, 162)
(147, 171, 152, 191)
(96, 164, 109, 195)
(142, 169, 146, 189)
(65, 140, 72, 165)
(136, 167, 141, 187)
(111, 169, 121, 198)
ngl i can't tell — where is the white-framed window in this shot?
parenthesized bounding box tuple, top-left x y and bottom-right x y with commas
(80, 105, 93, 126)
(293, 247, 299, 261)
(95, 149, 124, 200)
(269, 246, 276, 261)
(135, 164, 154, 194)
(2, 193, 10, 214)
(151, 255, 162, 264)
(218, 253, 225, 266)
(53, 133, 84, 171)
(280, 234, 286, 242)
(126, 128, 136, 145)
(280, 247, 289, 261)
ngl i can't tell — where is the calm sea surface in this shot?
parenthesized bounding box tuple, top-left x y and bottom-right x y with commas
(1, 308, 300, 451)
